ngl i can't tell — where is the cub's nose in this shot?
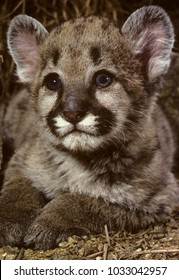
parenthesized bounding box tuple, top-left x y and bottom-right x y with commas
(61, 95, 87, 124)
(62, 110, 86, 124)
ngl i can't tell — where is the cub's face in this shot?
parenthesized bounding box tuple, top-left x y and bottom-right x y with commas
(32, 17, 145, 152)
(8, 8, 174, 152)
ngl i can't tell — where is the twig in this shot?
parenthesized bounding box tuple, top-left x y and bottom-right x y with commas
(0, 55, 4, 64)
(0, 1, 24, 20)
(86, 251, 103, 259)
(15, 248, 25, 260)
(133, 248, 179, 256)
(104, 224, 111, 246)
(34, 0, 56, 18)
(103, 243, 108, 260)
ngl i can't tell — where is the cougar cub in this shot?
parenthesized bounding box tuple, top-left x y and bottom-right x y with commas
(0, 6, 178, 249)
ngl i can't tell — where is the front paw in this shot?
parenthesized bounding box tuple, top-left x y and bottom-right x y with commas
(0, 196, 45, 247)
(0, 180, 46, 247)
(0, 209, 41, 247)
(0, 206, 39, 247)
(0, 220, 24, 247)
(24, 218, 90, 250)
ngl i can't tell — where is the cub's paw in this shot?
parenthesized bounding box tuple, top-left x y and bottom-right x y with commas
(0, 202, 43, 247)
(24, 219, 90, 250)
(0, 210, 41, 247)
(0, 205, 32, 247)
(0, 220, 24, 247)
(0, 182, 46, 247)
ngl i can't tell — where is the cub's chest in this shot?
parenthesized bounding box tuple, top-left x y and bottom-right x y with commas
(18, 144, 143, 207)
(22, 148, 96, 198)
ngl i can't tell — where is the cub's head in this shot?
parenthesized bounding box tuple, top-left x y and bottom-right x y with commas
(7, 6, 174, 152)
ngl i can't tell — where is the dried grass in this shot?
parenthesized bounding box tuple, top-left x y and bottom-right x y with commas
(0, 213, 179, 260)
(0, 0, 179, 260)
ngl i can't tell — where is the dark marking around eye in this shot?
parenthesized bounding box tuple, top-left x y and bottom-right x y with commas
(90, 46, 102, 66)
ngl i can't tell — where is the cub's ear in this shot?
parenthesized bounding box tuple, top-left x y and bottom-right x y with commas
(7, 15, 48, 83)
(121, 6, 174, 83)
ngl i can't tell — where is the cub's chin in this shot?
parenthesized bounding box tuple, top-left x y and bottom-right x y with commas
(61, 130, 104, 152)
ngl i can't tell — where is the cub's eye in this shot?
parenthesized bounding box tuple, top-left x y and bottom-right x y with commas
(95, 72, 113, 88)
(44, 73, 61, 91)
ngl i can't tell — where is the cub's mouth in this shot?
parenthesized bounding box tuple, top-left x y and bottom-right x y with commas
(47, 113, 100, 139)
(62, 127, 96, 138)
(46, 101, 117, 152)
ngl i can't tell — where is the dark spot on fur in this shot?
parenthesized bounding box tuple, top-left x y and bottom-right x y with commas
(52, 49, 60, 66)
(75, 23, 82, 31)
(17, 99, 28, 111)
(156, 204, 166, 215)
(90, 46, 102, 65)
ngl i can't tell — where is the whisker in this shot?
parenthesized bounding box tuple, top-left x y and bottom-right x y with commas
(124, 119, 146, 141)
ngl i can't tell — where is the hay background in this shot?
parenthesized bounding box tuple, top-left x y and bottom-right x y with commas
(0, 0, 179, 259)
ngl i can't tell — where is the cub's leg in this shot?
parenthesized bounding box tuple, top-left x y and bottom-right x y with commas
(0, 167, 46, 247)
(24, 191, 174, 250)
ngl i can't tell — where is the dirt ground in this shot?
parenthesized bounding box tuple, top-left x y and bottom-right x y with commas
(0, 0, 179, 260)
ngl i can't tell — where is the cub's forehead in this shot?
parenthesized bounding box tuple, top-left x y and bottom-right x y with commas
(53, 16, 120, 42)
(39, 16, 126, 68)
(42, 16, 124, 55)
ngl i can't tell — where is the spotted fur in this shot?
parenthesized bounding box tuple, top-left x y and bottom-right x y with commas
(0, 6, 179, 249)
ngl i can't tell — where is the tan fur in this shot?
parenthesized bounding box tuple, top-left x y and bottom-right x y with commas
(0, 6, 179, 249)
